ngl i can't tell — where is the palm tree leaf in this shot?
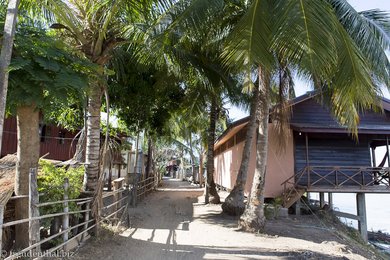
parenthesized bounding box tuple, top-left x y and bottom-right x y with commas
(328, 0, 390, 86)
(223, 0, 273, 69)
(273, 0, 339, 83)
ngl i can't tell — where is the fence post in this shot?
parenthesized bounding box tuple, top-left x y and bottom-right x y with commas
(82, 202, 90, 242)
(113, 179, 123, 220)
(0, 204, 4, 255)
(29, 168, 40, 253)
(132, 177, 137, 207)
(63, 178, 69, 249)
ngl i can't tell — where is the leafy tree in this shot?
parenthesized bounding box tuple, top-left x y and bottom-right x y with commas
(8, 23, 89, 247)
(108, 47, 185, 136)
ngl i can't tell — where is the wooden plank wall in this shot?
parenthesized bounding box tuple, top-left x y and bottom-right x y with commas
(291, 98, 390, 128)
(1, 117, 77, 161)
(294, 133, 372, 186)
(290, 98, 390, 187)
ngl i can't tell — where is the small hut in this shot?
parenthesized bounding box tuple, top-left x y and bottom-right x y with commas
(0, 154, 17, 251)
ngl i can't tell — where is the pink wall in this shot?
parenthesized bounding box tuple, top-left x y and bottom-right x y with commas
(214, 123, 294, 198)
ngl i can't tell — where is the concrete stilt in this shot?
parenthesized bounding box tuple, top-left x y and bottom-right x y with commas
(328, 193, 333, 209)
(295, 199, 301, 216)
(356, 193, 368, 242)
(319, 192, 325, 208)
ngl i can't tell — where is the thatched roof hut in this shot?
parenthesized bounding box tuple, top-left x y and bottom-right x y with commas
(0, 154, 16, 206)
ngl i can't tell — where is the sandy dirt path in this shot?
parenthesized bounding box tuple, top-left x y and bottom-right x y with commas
(73, 178, 380, 260)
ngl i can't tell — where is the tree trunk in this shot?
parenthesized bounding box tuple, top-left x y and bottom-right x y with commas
(84, 85, 103, 191)
(145, 137, 152, 179)
(180, 147, 185, 180)
(73, 129, 86, 163)
(239, 66, 270, 232)
(199, 150, 204, 187)
(188, 134, 196, 182)
(133, 131, 140, 177)
(14, 104, 39, 248)
(205, 98, 220, 204)
(222, 86, 260, 215)
(0, 0, 20, 154)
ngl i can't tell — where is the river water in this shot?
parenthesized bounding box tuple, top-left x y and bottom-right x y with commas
(310, 193, 390, 233)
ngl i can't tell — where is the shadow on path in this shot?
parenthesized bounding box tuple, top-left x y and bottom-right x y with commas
(73, 178, 370, 260)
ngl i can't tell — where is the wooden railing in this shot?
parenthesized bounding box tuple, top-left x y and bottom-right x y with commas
(281, 166, 390, 191)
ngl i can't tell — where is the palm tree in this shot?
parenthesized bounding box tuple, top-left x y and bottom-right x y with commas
(222, 60, 295, 216)
(0, 0, 20, 155)
(222, 85, 259, 215)
(170, 116, 200, 182)
(223, 0, 390, 232)
(140, 0, 247, 203)
(37, 0, 156, 191)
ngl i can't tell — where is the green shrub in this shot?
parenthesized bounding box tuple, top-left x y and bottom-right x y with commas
(37, 160, 84, 227)
(264, 197, 283, 220)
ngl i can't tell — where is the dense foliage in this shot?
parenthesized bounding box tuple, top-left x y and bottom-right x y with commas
(7, 23, 93, 126)
(37, 160, 84, 225)
(108, 48, 185, 136)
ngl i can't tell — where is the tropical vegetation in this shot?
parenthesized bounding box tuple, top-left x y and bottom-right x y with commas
(0, 0, 389, 248)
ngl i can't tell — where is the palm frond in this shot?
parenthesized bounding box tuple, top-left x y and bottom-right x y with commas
(324, 21, 381, 135)
(222, 0, 273, 70)
(328, 0, 390, 86)
(273, 0, 339, 84)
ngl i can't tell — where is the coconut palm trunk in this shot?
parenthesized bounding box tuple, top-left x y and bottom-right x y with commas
(0, 0, 20, 154)
(205, 97, 220, 204)
(84, 85, 103, 191)
(180, 146, 185, 180)
(198, 149, 205, 186)
(239, 66, 270, 232)
(14, 104, 39, 248)
(145, 137, 152, 178)
(188, 134, 196, 182)
(222, 86, 260, 215)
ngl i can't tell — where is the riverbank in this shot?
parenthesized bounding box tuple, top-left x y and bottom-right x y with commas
(369, 231, 390, 255)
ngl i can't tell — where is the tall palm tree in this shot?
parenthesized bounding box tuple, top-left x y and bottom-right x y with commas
(140, 0, 247, 203)
(0, 0, 20, 155)
(223, 0, 390, 232)
(222, 59, 295, 216)
(37, 0, 156, 191)
(222, 85, 259, 215)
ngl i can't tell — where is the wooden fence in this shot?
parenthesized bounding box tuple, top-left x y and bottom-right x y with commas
(0, 169, 159, 259)
(135, 176, 157, 202)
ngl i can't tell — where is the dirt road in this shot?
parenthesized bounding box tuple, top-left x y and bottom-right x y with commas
(73, 178, 381, 260)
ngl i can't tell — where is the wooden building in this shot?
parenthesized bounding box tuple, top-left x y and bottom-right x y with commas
(214, 93, 390, 241)
(1, 117, 77, 161)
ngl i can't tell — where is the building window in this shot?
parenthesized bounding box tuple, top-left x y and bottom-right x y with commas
(58, 131, 66, 144)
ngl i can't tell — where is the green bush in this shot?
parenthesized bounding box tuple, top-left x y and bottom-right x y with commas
(37, 160, 84, 227)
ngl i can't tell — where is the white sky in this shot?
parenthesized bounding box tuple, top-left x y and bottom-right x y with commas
(228, 0, 390, 120)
